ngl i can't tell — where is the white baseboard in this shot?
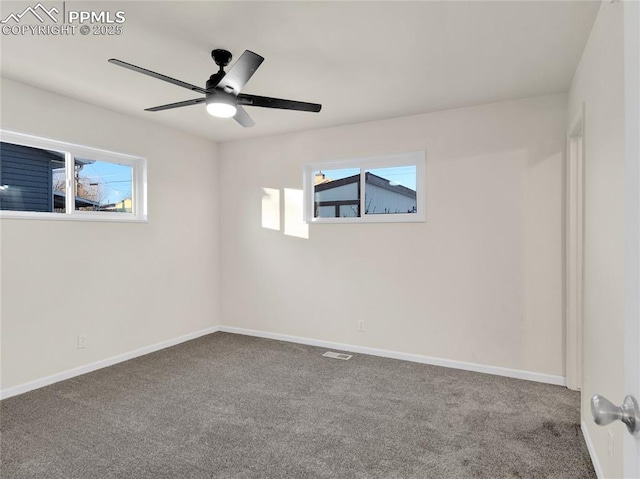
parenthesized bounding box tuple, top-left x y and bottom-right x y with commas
(1, 324, 567, 400)
(581, 421, 604, 478)
(218, 326, 566, 386)
(0, 325, 220, 400)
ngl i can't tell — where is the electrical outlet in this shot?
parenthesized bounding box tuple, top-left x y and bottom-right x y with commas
(357, 320, 365, 332)
(607, 430, 614, 460)
(77, 334, 87, 349)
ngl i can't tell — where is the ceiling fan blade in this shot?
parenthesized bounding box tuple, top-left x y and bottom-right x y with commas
(145, 97, 205, 112)
(233, 106, 255, 128)
(215, 50, 264, 94)
(109, 59, 207, 94)
(237, 94, 322, 113)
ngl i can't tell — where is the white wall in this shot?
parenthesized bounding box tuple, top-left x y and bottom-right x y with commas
(0, 79, 219, 392)
(218, 93, 566, 379)
(568, 2, 626, 477)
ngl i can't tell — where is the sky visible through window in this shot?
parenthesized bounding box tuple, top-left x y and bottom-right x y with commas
(77, 160, 132, 205)
(317, 166, 417, 191)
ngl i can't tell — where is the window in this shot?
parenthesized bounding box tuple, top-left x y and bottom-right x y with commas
(303, 151, 425, 223)
(72, 158, 133, 213)
(0, 130, 146, 221)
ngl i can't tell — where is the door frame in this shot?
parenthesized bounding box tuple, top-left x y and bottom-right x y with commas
(623, 0, 639, 475)
(566, 105, 585, 391)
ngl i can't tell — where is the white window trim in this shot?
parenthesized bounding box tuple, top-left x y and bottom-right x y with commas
(0, 130, 147, 222)
(303, 151, 426, 224)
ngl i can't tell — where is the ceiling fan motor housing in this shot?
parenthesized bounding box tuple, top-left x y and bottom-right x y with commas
(206, 89, 236, 104)
(206, 73, 225, 91)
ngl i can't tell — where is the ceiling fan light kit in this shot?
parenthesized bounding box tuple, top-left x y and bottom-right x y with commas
(108, 49, 321, 128)
(206, 91, 237, 118)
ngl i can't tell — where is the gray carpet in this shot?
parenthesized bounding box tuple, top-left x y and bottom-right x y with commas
(1, 332, 595, 478)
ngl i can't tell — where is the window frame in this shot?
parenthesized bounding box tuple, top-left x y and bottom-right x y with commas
(0, 130, 147, 222)
(303, 151, 426, 224)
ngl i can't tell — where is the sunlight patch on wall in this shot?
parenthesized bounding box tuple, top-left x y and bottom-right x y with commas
(261, 187, 280, 231)
(284, 188, 309, 239)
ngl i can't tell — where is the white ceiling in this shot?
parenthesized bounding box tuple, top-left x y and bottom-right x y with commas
(0, 1, 600, 143)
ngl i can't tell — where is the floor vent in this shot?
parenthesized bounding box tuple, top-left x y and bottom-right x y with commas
(323, 351, 353, 360)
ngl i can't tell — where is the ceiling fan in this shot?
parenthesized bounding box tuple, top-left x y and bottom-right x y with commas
(108, 49, 322, 128)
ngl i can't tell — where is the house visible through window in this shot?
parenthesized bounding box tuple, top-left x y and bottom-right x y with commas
(314, 167, 360, 218)
(0, 142, 66, 214)
(0, 131, 146, 221)
(304, 152, 425, 223)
